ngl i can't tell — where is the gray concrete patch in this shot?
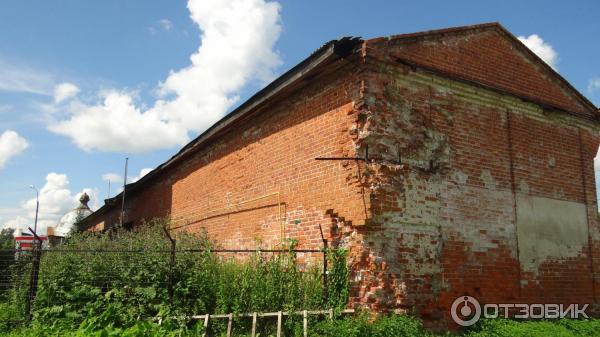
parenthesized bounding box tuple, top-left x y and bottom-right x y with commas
(516, 194, 588, 274)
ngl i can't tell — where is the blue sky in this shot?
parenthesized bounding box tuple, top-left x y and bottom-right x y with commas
(1, 0, 599, 232)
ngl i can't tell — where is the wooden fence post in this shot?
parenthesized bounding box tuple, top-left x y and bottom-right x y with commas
(183, 309, 355, 336)
(251, 312, 257, 337)
(202, 314, 210, 337)
(303, 310, 308, 337)
(227, 313, 233, 337)
(277, 311, 282, 337)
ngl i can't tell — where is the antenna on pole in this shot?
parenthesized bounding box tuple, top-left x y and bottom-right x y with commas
(120, 157, 128, 227)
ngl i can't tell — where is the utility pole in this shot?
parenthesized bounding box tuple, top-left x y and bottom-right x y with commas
(120, 158, 128, 226)
(29, 185, 39, 233)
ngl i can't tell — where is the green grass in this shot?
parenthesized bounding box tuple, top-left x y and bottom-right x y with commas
(463, 318, 600, 337)
(1, 316, 599, 337)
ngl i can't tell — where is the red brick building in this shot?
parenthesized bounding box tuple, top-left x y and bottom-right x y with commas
(81, 23, 600, 325)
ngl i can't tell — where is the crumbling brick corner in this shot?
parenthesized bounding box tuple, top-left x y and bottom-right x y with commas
(334, 26, 600, 328)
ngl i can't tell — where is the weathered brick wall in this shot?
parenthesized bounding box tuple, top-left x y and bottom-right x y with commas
(86, 28, 600, 328)
(89, 172, 172, 231)
(336, 41, 600, 326)
(93, 63, 370, 254)
(165, 64, 367, 250)
(369, 26, 591, 119)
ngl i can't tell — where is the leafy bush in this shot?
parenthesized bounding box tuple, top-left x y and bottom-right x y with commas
(0, 313, 427, 337)
(0, 219, 349, 335)
(465, 318, 600, 337)
(555, 318, 600, 336)
(326, 248, 349, 311)
(0, 251, 32, 328)
(309, 314, 426, 337)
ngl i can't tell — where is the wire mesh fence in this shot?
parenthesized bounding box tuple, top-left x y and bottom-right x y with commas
(0, 218, 354, 336)
(0, 244, 329, 329)
(1, 248, 34, 325)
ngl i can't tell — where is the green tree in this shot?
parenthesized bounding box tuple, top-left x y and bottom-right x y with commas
(0, 228, 14, 249)
(72, 212, 86, 233)
(0, 228, 15, 301)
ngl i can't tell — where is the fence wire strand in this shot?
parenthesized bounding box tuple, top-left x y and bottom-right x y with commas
(0, 246, 328, 328)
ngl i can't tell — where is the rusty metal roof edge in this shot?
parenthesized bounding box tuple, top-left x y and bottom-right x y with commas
(367, 22, 501, 44)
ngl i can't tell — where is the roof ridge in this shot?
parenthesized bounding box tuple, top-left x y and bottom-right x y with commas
(366, 22, 501, 43)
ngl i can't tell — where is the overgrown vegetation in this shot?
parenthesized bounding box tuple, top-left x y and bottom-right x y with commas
(1, 221, 599, 336)
(2, 315, 600, 337)
(463, 318, 600, 337)
(0, 228, 14, 249)
(0, 220, 346, 336)
(0, 228, 16, 296)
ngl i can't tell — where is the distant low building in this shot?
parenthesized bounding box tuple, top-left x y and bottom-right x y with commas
(13, 229, 47, 250)
(10, 194, 93, 253)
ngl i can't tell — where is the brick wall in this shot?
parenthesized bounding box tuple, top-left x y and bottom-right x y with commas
(86, 26, 600, 328)
(95, 62, 369, 253)
(165, 64, 367, 250)
(366, 26, 592, 120)
(340, 38, 600, 326)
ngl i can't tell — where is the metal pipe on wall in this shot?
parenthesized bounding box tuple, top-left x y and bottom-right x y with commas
(169, 191, 286, 245)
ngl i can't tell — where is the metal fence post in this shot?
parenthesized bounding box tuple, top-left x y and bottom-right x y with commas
(163, 227, 176, 308)
(25, 227, 42, 321)
(319, 224, 328, 305)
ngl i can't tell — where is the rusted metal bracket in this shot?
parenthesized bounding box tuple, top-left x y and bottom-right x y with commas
(315, 145, 369, 162)
(316, 144, 407, 167)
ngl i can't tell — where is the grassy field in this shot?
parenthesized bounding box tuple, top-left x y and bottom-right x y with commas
(1, 316, 599, 337)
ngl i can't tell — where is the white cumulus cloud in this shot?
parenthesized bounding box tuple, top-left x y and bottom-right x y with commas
(50, 91, 188, 152)
(2, 173, 98, 234)
(0, 130, 29, 169)
(134, 168, 153, 181)
(50, 0, 282, 153)
(588, 77, 600, 94)
(102, 172, 122, 183)
(518, 34, 558, 69)
(0, 58, 54, 95)
(158, 19, 173, 31)
(102, 167, 152, 185)
(101, 168, 153, 197)
(54, 82, 80, 103)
